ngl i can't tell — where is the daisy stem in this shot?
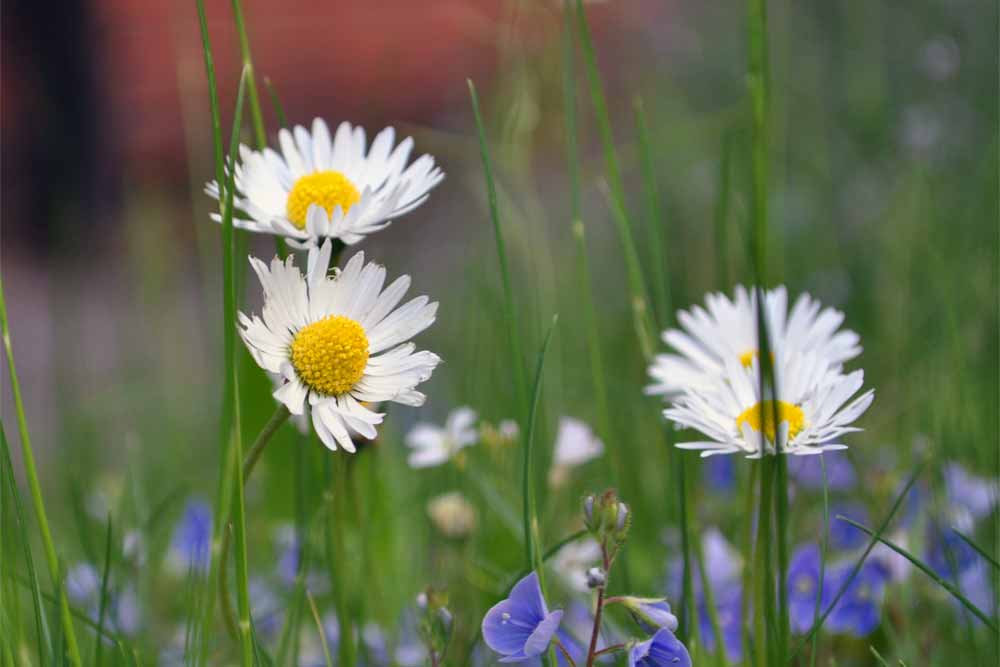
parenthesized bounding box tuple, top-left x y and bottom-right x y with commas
(810, 456, 830, 667)
(740, 461, 757, 658)
(0, 278, 83, 667)
(325, 457, 357, 667)
(229, 0, 268, 150)
(218, 404, 290, 638)
(754, 458, 776, 667)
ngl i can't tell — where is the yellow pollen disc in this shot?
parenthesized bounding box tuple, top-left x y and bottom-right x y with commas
(285, 170, 361, 229)
(290, 315, 369, 396)
(735, 400, 806, 442)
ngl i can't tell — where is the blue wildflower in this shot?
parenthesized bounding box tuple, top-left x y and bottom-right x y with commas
(167, 500, 212, 576)
(704, 456, 735, 493)
(628, 628, 691, 667)
(926, 522, 977, 578)
(697, 581, 743, 661)
(955, 561, 995, 626)
(787, 544, 828, 634)
(943, 463, 998, 523)
(829, 502, 869, 551)
(621, 597, 679, 633)
(788, 451, 856, 490)
(482, 572, 563, 663)
(826, 560, 888, 636)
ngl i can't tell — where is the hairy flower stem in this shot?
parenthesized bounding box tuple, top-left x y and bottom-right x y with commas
(219, 405, 291, 638)
(585, 542, 614, 667)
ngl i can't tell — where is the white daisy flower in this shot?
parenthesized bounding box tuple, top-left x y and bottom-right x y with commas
(239, 240, 441, 452)
(405, 406, 478, 468)
(664, 351, 874, 458)
(646, 285, 861, 399)
(206, 118, 444, 248)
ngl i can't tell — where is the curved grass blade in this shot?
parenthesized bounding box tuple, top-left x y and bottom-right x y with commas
(524, 316, 559, 576)
(953, 529, 1000, 571)
(0, 423, 50, 661)
(837, 516, 997, 631)
(0, 277, 82, 666)
(93, 514, 114, 666)
(467, 79, 529, 427)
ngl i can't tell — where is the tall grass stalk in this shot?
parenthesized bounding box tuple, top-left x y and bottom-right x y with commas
(468, 79, 531, 557)
(229, 0, 267, 149)
(325, 457, 357, 666)
(219, 67, 255, 667)
(0, 278, 82, 666)
(0, 424, 50, 661)
(634, 98, 672, 329)
(573, 0, 656, 351)
(810, 457, 830, 666)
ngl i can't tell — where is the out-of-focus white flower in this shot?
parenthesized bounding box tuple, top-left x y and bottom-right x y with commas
(427, 491, 477, 538)
(406, 407, 478, 468)
(549, 417, 603, 486)
(552, 538, 602, 593)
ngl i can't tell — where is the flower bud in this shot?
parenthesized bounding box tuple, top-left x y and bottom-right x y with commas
(586, 566, 607, 589)
(417, 588, 452, 658)
(621, 597, 679, 633)
(583, 494, 597, 530)
(584, 490, 631, 544)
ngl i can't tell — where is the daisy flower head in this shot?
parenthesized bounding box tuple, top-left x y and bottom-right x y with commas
(664, 350, 874, 458)
(646, 285, 861, 400)
(206, 118, 444, 248)
(239, 240, 441, 453)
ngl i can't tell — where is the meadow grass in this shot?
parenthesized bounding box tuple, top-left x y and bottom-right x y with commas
(0, 0, 997, 665)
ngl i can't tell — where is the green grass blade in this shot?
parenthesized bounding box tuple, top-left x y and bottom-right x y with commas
(573, 0, 656, 352)
(953, 529, 1000, 571)
(634, 97, 671, 329)
(524, 316, 559, 575)
(262, 77, 288, 128)
(0, 276, 82, 666)
(0, 423, 49, 662)
(810, 455, 831, 667)
(307, 591, 334, 667)
(712, 132, 735, 288)
(325, 457, 357, 667)
(229, 0, 268, 148)
(467, 79, 529, 429)
(93, 515, 114, 667)
(838, 516, 998, 631)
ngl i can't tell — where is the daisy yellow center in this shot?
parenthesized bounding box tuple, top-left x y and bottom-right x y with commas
(285, 171, 361, 229)
(735, 400, 805, 442)
(290, 315, 369, 396)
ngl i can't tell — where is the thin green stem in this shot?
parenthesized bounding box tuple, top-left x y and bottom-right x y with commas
(676, 454, 695, 643)
(754, 459, 775, 667)
(692, 511, 728, 665)
(584, 542, 610, 667)
(810, 456, 830, 667)
(325, 458, 357, 666)
(713, 132, 735, 289)
(634, 97, 671, 328)
(229, 0, 267, 149)
(468, 80, 529, 425)
(574, 0, 656, 351)
(219, 404, 291, 638)
(524, 318, 558, 577)
(0, 277, 82, 666)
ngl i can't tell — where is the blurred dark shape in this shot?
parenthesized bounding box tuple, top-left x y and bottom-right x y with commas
(2, 0, 117, 256)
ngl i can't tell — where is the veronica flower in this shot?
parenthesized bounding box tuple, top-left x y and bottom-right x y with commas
(926, 521, 978, 579)
(239, 241, 440, 452)
(664, 350, 873, 458)
(704, 456, 736, 492)
(205, 118, 443, 248)
(787, 544, 827, 634)
(620, 597, 679, 633)
(628, 628, 692, 667)
(66, 563, 99, 603)
(698, 581, 743, 661)
(482, 572, 563, 662)
(646, 286, 861, 399)
(826, 559, 889, 636)
(166, 500, 212, 576)
(405, 407, 478, 468)
(943, 463, 998, 524)
(787, 451, 857, 490)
